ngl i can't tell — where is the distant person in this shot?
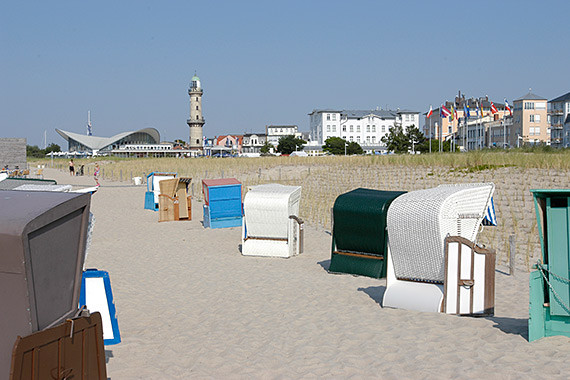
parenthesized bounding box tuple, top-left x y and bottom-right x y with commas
(94, 163, 100, 186)
(69, 159, 75, 176)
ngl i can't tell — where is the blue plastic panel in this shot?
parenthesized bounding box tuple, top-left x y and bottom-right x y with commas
(80, 269, 121, 345)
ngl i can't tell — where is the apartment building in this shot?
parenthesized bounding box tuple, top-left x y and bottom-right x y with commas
(308, 109, 419, 147)
(242, 133, 267, 154)
(511, 92, 549, 146)
(548, 91, 570, 148)
(266, 125, 300, 146)
(424, 92, 506, 147)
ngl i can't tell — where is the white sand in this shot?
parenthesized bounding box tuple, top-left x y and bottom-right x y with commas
(47, 168, 570, 379)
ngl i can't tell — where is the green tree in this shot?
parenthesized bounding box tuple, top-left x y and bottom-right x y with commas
(45, 143, 61, 154)
(322, 137, 363, 155)
(26, 145, 44, 158)
(405, 125, 426, 153)
(277, 135, 306, 155)
(260, 141, 273, 154)
(381, 125, 409, 153)
(382, 124, 427, 154)
(322, 137, 346, 155)
(346, 141, 363, 155)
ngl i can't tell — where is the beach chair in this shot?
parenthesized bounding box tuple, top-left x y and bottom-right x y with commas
(144, 172, 176, 211)
(329, 188, 406, 278)
(529, 189, 570, 341)
(382, 183, 495, 315)
(0, 191, 93, 377)
(158, 177, 192, 222)
(242, 184, 303, 258)
(202, 178, 242, 229)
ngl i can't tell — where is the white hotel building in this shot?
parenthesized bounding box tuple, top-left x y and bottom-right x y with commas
(308, 109, 420, 152)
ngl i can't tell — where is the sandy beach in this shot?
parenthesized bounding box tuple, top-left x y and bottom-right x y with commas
(45, 167, 570, 379)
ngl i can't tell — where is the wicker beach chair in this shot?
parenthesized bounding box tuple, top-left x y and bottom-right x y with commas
(242, 184, 303, 258)
(382, 183, 495, 315)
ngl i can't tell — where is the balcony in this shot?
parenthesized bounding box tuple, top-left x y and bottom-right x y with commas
(549, 109, 564, 115)
(187, 118, 205, 124)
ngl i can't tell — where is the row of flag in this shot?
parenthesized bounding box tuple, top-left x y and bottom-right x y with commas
(426, 99, 512, 121)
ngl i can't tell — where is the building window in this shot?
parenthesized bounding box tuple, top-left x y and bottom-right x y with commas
(366, 136, 371, 143)
(350, 125, 354, 132)
(196, 106, 199, 110)
(381, 126, 385, 133)
(525, 102, 535, 110)
(357, 126, 361, 132)
(530, 115, 535, 122)
(332, 125, 336, 132)
(372, 125, 376, 132)
(196, 97, 199, 101)
(327, 125, 331, 132)
(342, 126, 346, 132)
(327, 114, 331, 121)
(357, 136, 361, 142)
(350, 136, 354, 141)
(535, 114, 541, 122)
(372, 136, 376, 143)
(196, 115, 199, 120)
(366, 125, 370, 132)
(536, 102, 546, 110)
(332, 114, 336, 121)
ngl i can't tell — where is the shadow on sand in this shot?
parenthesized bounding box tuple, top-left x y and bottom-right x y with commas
(485, 316, 529, 340)
(358, 286, 386, 307)
(105, 349, 113, 364)
(317, 259, 331, 271)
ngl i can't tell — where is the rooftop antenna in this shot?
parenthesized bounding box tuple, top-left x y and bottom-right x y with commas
(87, 111, 92, 136)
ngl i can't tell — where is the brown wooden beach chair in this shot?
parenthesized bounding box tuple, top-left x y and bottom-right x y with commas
(158, 177, 192, 222)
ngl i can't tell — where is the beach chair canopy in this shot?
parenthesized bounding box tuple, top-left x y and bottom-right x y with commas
(333, 188, 406, 256)
(244, 184, 302, 239)
(387, 183, 494, 283)
(328, 188, 406, 279)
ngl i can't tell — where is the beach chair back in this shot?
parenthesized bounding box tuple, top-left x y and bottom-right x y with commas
(242, 184, 302, 257)
(387, 183, 494, 283)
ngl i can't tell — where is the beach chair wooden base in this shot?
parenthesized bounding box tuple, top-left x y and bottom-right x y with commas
(204, 205, 242, 228)
(10, 312, 107, 380)
(329, 251, 386, 279)
(443, 236, 495, 316)
(158, 195, 192, 222)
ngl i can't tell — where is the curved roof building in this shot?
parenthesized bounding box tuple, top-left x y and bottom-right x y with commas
(56, 128, 160, 154)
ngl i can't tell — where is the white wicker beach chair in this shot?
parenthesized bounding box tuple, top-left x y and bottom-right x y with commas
(242, 184, 303, 258)
(382, 183, 495, 313)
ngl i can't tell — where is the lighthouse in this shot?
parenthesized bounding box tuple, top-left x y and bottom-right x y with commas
(187, 74, 205, 152)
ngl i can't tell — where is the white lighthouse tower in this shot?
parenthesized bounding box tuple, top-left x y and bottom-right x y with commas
(187, 73, 205, 152)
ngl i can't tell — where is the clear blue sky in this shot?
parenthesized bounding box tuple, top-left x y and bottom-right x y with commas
(1, 0, 569, 147)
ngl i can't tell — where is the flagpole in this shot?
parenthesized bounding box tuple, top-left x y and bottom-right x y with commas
(463, 104, 466, 152)
(503, 101, 506, 149)
(429, 116, 432, 154)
